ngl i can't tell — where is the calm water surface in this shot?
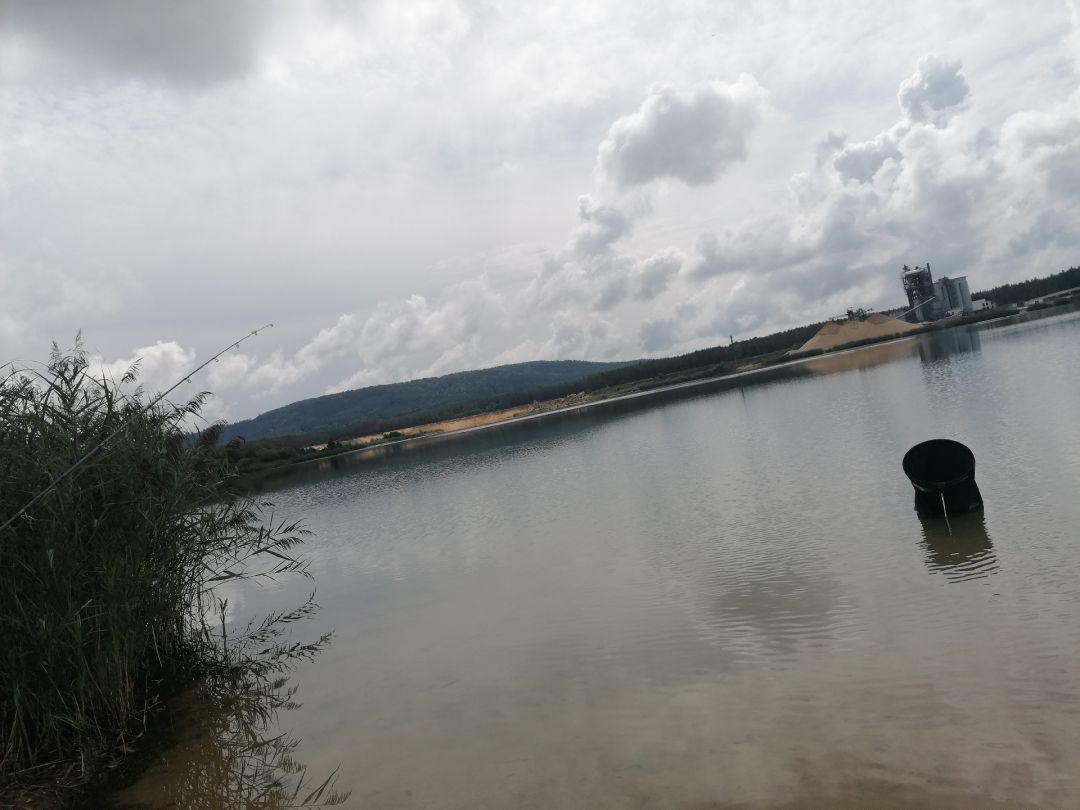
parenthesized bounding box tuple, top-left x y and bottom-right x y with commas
(117, 308, 1080, 809)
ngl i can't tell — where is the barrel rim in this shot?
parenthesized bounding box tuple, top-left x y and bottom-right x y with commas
(902, 438, 976, 490)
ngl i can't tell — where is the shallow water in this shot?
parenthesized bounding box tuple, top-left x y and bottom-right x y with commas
(116, 307, 1080, 809)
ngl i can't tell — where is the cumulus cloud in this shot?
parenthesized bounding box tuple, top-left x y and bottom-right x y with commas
(207, 351, 255, 391)
(496, 314, 624, 366)
(570, 194, 637, 256)
(194, 48, 1080, 405)
(325, 368, 385, 395)
(526, 194, 644, 312)
(593, 273, 632, 312)
(234, 49, 1079, 392)
(596, 75, 767, 188)
(815, 130, 848, 167)
(0, 0, 277, 85)
(9, 7, 1076, 425)
(668, 50, 1079, 355)
(686, 219, 815, 281)
(633, 247, 684, 300)
(95, 341, 197, 396)
(1000, 103, 1080, 196)
(832, 128, 903, 183)
(830, 58, 971, 186)
(897, 54, 971, 124)
(236, 276, 506, 395)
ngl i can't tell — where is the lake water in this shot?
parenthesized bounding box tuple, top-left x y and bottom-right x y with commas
(116, 307, 1080, 809)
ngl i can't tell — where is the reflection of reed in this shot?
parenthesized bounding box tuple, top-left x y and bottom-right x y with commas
(919, 512, 998, 583)
(116, 597, 349, 809)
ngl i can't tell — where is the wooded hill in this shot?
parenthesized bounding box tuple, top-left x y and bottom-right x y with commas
(220, 321, 826, 447)
(218, 360, 623, 443)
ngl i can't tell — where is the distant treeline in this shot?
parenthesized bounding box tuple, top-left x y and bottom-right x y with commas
(218, 360, 623, 444)
(220, 322, 824, 453)
(562, 320, 825, 393)
(974, 265, 1080, 306)
(218, 264, 1080, 462)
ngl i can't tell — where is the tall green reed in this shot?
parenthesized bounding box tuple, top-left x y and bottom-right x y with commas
(0, 339, 318, 800)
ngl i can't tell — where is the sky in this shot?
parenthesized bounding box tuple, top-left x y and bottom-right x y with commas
(2, 0, 1079, 423)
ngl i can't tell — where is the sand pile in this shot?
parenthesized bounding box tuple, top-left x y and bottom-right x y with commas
(796, 313, 920, 353)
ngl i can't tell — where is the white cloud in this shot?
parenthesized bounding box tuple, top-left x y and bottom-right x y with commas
(502, 313, 624, 364)
(633, 247, 684, 301)
(3, 3, 1079, 420)
(525, 193, 645, 313)
(239, 276, 507, 395)
(326, 368, 385, 395)
(570, 194, 638, 257)
(897, 54, 971, 124)
(207, 351, 255, 391)
(833, 58, 972, 185)
(832, 128, 903, 184)
(668, 53, 1078, 352)
(1000, 103, 1080, 197)
(227, 47, 1080, 394)
(596, 75, 768, 188)
(95, 341, 197, 396)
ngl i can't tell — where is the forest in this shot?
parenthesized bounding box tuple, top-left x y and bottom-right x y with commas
(218, 263, 1080, 461)
(219, 320, 826, 458)
(218, 359, 624, 444)
(974, 265, 1080, 306)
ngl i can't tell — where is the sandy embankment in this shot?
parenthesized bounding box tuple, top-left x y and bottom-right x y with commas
(796, 313, 920, 353)
(309, 393, 590, 451)
(309, 316, 920, 452)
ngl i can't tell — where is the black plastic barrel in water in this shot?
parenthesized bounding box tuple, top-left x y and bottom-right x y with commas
(902, 439, 983, 517)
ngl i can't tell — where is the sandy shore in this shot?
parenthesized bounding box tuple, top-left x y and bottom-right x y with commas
(309, 392, 592, 451)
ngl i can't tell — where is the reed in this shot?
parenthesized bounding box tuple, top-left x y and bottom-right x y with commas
(0, 340, 312, 800)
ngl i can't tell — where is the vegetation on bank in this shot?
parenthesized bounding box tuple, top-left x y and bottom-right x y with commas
(218, 265, 1080, 471)
(218, 322, 827, 454)
(974, 264, 1080, 306)
(218, 359, 624, 444)
(0, 343, 342, 806)
(213, 324, 832, 475)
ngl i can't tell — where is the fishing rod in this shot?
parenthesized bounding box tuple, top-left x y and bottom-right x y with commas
(0, 324, 274, 535)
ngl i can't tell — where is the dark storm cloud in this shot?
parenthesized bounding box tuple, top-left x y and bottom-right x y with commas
(0, 0, 278, 84)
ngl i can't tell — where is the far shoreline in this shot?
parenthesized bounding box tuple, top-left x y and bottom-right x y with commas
(247, 304, 1069, 483)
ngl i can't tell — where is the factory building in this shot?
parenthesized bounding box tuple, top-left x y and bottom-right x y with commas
(900, 262, 973, 322)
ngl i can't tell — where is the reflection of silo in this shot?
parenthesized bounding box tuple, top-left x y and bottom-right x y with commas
(901, 264, 936, 322)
